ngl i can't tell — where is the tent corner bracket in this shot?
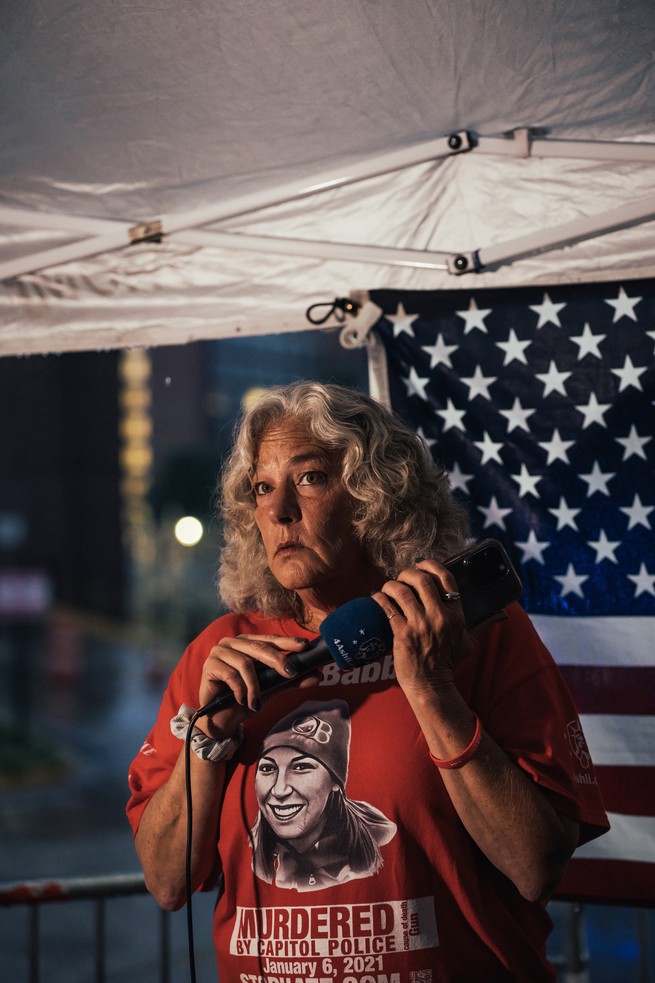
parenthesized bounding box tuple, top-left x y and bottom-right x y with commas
(339, 300, 384, 349)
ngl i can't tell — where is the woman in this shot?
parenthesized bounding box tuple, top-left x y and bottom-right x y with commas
(127, 381, 608, 982)
(251, 698, 397, 891)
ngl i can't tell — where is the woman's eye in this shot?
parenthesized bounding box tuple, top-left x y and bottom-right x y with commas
(257, 762, 275, 775)
(298, 471, 326, 487)
(292, 760, 317, 773)
(253, 481, 272, 496)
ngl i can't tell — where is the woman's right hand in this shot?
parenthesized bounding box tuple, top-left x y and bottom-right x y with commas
(197, 634, 313, 737)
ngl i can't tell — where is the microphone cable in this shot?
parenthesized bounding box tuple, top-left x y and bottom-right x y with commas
(183, 705, 240, 983)
(184, 707, 203, 983)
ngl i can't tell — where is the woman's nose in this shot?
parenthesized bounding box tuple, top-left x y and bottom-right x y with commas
(271, 770, 292, 797)
(268, 482, 300, 524)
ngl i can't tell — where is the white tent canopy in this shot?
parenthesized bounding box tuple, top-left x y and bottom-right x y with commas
(1, 0, 654, 356)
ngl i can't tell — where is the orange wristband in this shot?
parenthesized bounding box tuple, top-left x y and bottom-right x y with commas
(430, 713, 483, 769)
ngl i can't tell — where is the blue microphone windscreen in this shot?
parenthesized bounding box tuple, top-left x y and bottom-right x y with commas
(319, 597, 393, 670)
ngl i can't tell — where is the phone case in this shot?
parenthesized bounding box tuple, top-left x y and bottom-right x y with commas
(443, 538, 523, 627)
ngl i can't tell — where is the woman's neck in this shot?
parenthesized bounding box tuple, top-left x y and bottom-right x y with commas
(296, 568, 385, 631)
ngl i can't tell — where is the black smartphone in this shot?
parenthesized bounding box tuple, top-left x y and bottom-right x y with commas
(443, 539, 523, 627)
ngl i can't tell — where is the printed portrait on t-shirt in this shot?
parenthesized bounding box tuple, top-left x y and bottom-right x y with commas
(250, 699, 397, 892)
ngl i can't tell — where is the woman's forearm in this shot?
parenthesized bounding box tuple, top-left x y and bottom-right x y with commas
(408, 684, 579, 901)
(135, 749, 227, 910)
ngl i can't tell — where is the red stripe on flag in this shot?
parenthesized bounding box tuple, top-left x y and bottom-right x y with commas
(558, 665, 655, 715)
(556, 858, 655, 907)
(594, 766, 655, 816)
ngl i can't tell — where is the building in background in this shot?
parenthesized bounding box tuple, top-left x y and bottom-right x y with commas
(0, 327, 367, 640)
(0, 350, 124, 619)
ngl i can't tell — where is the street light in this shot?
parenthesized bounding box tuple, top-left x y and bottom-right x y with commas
(174, 516, 204, 547)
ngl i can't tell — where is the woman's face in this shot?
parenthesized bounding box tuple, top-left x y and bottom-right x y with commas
(251, 420, 377, 603)
(255, 745, 338, 843)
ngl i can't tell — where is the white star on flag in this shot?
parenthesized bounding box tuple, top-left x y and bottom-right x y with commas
(549, 497, 581, 531)
(529, 292, 566, 328)
(576, 392, 611, 428)
(447, 462, 474, 495)
(496, 328, 531, 366)
(605, 286, 642, 322)
(588, 530, 620, 563)
(579, 462, 615, 496)
(499, 398, 535, 433)
(474, 432, 504, 464)
(536, 360, 572, 397)
(479, 496, 513, 530)
(511, 464, 541, 497)
(611, 355, 647, 393)
(436, 398, 466, 431)
(402, 365, 430, 400)
(539, 429, 575, 465)
(628, 563, 655, 597)
(619, 494, 653, 530)
(515, 529, 548, 564)
(421, 334, 457, 369)
(570, 323, 606, 359)
(460, 366, 496, 401)
(416, 426, 436, 448)
(455, 297, 492, 334)
(388, 302, 417, 338)
(616, 425, 651, 461)
(554, 563, 588, 598)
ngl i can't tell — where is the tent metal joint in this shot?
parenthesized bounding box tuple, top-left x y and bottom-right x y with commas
(512, 127, 532, 158)
(445, 131, 472, 154)
(447, 250, 483, 276)
(128, 220, 164, 245)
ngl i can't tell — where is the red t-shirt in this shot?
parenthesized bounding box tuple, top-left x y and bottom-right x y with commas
(127, 603, 608, 983)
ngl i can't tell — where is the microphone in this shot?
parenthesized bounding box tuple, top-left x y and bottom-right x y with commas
(196, 597, 393, 717)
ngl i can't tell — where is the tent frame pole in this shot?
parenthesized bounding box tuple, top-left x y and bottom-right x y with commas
(448, 193, 655, 275)
(476, 131, 655, 164)
(1, 131, 654, 281)
(0, 133, 469, 281)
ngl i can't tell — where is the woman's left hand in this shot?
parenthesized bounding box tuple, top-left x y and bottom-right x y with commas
(370, 559, 479, 697)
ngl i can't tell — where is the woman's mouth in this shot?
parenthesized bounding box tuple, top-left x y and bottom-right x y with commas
(276, 541, 303, 556)
(268, 802, 305, 822)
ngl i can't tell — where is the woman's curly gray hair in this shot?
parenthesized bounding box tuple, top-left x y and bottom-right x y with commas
(218, 381, 470, 618)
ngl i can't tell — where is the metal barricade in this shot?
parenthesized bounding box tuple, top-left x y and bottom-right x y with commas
(0, 872, 170, 983)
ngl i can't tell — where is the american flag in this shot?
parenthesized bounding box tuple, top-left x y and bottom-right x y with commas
(368, 280, 655, 906)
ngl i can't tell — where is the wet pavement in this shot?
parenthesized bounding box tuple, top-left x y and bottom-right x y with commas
(0, 621, 652, 982)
